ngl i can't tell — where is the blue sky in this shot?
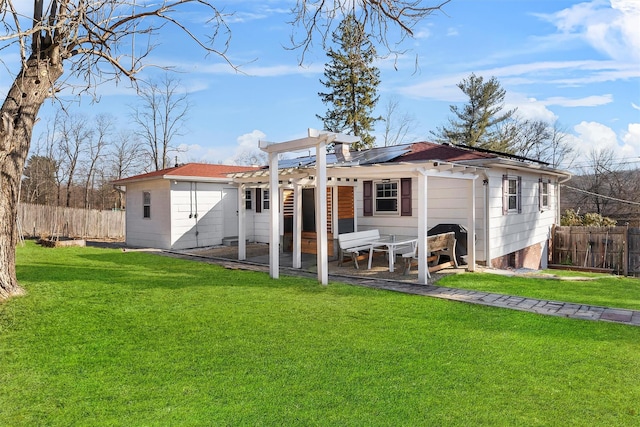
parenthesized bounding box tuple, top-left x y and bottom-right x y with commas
(5, 0, 640, 171)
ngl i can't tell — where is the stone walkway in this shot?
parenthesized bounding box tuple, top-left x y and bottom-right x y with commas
(334, 276, 640, 326)
(162, 250, 640, 327)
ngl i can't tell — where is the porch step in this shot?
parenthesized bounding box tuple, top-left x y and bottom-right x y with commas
(222, 236, 247, 247)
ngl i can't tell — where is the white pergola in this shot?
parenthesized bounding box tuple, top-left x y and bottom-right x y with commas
(233, 129, 480, 286)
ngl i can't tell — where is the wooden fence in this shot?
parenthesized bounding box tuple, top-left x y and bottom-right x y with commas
(18, 203, 125, 240)
(551, 226, 640, 277)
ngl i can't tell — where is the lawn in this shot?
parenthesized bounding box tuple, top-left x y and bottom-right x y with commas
(438, 270, 640, 311)
(1, 241, 639, 426)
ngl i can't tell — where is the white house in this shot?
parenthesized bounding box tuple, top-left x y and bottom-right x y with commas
(228, 136, 571, 283)
(112, 163, 261, 250)
(113, 138, 571, 284)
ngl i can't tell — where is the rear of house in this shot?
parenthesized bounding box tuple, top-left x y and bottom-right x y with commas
(234, 141, 570, 270)
(113, 142, 569, 270)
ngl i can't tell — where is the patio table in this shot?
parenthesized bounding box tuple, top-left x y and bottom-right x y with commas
(367, 235, 418, 272)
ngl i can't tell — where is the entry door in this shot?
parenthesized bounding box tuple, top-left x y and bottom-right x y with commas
(222, 188, 238, 237)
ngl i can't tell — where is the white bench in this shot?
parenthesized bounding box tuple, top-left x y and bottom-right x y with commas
(402, 232, 458, 276)
(337, 229, 380, 269)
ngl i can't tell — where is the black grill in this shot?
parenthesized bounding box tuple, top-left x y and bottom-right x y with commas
(428, 223, 468, 265)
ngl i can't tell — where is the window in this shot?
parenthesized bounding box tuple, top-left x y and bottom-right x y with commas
(507, 179, 518, 211)
(143, 191, 151, 218)
(363, 179, 412, 217)
(375, 181, 399, 214)
(245, 189, 252, 210)
(263, 190, 270, 210)
(539, 179, 550, 211)
(502, 175, 521, 215)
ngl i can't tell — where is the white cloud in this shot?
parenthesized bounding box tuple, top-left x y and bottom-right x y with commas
(397, 59, 634, 102)
(506, 95, 558, 123)
(538, 0, 640, 63)
(414, 28, 431, 39)
(622, 122, 640, 152)
(542, 94, 613, 107)
(222, 129, 267, 164)
(573, 121, 618, 152)
(397, 73, 469, 101)
(569, 120, 640, 166)
(193, 62, 323, 77)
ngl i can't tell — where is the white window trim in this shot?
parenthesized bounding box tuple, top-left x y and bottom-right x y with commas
(541, 181, 550, 210)
(507, 177, 518, 213)
(539, 179, 551, 211)
(143, 191, 151, 219)
(263, 189, 270, 210)
(374, 179, 400, 216)
(245, 189, 253, 210)
(502, 174, 521, 215)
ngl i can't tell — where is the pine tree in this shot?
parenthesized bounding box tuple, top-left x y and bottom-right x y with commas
(432, 73, 516, 152)
(318, 14, 381, 150)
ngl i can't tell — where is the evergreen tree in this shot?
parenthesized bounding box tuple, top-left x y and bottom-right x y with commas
(432, 73, 516, 152)
(318, 14, 381, 150)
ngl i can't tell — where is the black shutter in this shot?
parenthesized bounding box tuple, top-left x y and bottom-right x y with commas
(502, 175, 508, 216)
(538, 178, 543, 211)
(363, 181, 373, 216)
(517, 176, 522, 214)
(255, 188, 262, 213)
(401, 178, 412, 216)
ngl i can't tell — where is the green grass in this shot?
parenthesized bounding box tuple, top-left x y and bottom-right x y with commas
(438, 270, 640, 311)
(1, 241, 639, 426)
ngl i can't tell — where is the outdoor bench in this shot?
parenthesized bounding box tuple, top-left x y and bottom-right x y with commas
(337, 229, 381, 269)
(402, 232, 458, 275)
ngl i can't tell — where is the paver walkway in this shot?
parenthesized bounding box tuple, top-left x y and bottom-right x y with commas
(163, 250, 640, 327)
(333, 275, 640, 327)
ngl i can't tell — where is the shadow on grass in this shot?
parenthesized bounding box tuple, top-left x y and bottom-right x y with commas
(17, 248, 341, 294)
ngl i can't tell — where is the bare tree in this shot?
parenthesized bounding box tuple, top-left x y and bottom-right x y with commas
(498, 118, 575, 169)
(82, 114, 113, 209)
(0, 0, 450, 300)
(575, 148, 618, 215)
(0, 0, 231, 298)
(381, 96, 417, 146)
(22, 129, 61, 205)
(562, 148, 640, 224)
(131, 75, 190, 170)
(110, 130, 145, 209)
(21, 155, 58, 205)
(58, 114, 93, 207)
(291, 0, 451, 63)
(547, 122, 575, 169)
(233, 149, 269, 166)
(30, 115, 65, 205)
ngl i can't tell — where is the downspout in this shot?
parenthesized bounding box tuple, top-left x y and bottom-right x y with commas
(556, 174, 572, 224)
(481, 171, 490, 268)
(189, 182, 193, 219)
(194, 182, 199, 247)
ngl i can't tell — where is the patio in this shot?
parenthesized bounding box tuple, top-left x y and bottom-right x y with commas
(181, 243, 466, 283)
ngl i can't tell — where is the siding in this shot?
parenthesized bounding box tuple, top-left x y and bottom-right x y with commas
(355, 176, 485, 261)
(125, 179, 172, 249)
(486, 169, 557, 262)
(170, 181, 227, 249)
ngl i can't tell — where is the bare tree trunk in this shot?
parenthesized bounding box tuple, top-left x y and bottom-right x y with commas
(0, 59, 63, 300)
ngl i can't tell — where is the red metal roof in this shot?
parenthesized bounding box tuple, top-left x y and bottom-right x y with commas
(391, 142, 497, 163)
(112, 163, 262, 184)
